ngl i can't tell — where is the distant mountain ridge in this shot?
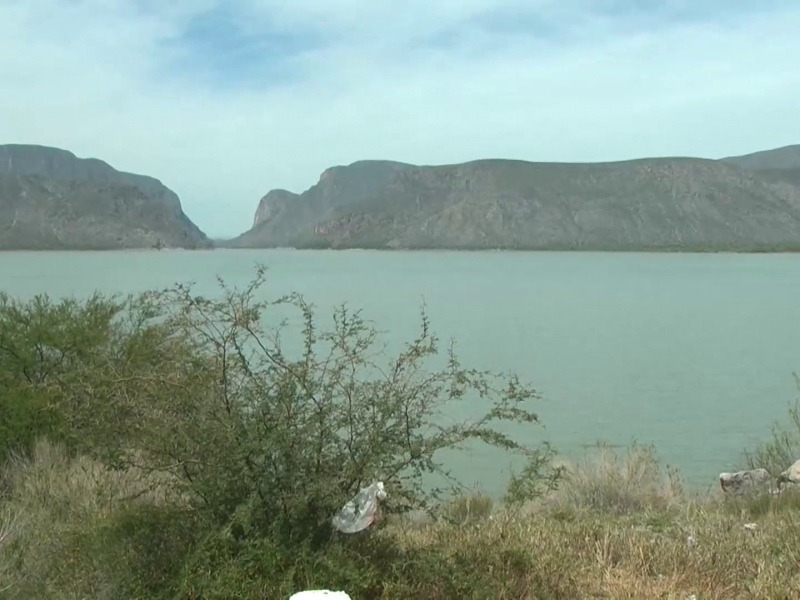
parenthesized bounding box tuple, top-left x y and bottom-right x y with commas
(0, 144, 182, 213)
(5, 142, 799, 252)
(227, 145, 800, 251)
(0, 144, 210, 250)
(722, 145, 800, 171)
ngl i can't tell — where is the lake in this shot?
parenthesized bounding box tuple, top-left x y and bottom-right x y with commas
(2, 249, 799, 496)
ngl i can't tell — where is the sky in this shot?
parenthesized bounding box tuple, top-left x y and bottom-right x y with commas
(1, 0, 799, 238)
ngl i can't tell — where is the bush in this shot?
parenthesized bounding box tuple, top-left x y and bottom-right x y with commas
(61, 266, 560, 548)
(97, 503, 202, 599)
(0, 292, 114, 462)
(744, 374, 800, 478)
(0, 291, 174, 463)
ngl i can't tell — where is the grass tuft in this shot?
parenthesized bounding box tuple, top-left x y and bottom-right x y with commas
(441, 490, 494, 525)
(547, 442, 684, 515)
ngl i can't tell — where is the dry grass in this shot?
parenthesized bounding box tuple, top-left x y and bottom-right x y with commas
(3, 439, 178, 515)
(546, 442, 686, 515)
(3, 440, 800, 599)
(378, 443, 800, 599)
(441, 489, 495, 525)
(0, 439, 184, 600)
(384, 495, 800, 599)
(0, 504, 24, 594)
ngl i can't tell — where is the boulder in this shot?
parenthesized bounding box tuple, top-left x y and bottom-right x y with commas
(718, 468, 772, 495)
(777, 459, 800, 488)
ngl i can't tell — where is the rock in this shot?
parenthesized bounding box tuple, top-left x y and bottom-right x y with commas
(718, 468, 772, 495)
(777, 459, 800, 489)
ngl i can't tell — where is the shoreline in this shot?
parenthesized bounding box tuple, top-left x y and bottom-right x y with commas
(3, 244, 800, 254)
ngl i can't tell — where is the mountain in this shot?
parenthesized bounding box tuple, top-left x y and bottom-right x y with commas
(227, 153, 800, 251)
(722, 145, 800, 170)
(0, 144, 210, 250)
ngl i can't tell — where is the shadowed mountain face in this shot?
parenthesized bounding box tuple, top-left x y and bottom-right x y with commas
(228, 151, 800, 251)
(0, 144, 210, 250)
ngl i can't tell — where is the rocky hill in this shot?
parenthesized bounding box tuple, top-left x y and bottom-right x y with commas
(722, 145, 800, 171)
(227, 150, 800, 251)
(0, 144, 210, 250)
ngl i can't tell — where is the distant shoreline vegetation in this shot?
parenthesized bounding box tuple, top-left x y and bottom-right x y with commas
(4, 242, 800, 253)
(240, 242, 800, 253)
(216, 239, 800, 253)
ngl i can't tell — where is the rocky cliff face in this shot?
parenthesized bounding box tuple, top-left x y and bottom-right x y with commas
(248, 160, 412, 235)
(0, 144, 210, 250)
(252, 189, 299, 228)
(228, 149, 800, 251)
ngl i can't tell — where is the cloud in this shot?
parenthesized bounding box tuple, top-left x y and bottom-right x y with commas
(1, 0, 799, 237)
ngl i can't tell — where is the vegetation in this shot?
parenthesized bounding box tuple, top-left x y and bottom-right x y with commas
(544, 442, 684, 516)
(269, 241, 800, 253)
(743, 375, 800, 477)
(2, 269, 800, 598)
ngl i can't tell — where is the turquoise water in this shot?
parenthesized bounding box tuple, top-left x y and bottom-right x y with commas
(2, 249, 799, 495)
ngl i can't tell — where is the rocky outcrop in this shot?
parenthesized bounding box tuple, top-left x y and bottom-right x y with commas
(777, 459, 800, 489)
(253, 189, 298, 228)
(227, 150, 800, 251)
(238, 160, 411, 248)
(0, 144, 210, 250)
(718, 469, 772, 495)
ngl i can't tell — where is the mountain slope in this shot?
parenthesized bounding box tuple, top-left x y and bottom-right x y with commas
(722, 145, 800, 170)
(0, 175, 207, 250)
(0, 144, 210, 249)
(248, 160, 409, 226)
(228, 156, 800, 251)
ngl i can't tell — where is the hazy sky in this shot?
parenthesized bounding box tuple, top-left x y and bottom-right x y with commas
(2, 0, 799, 238)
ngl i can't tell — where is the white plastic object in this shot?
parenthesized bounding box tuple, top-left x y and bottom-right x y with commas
(331, 481, 387, 534)
(289, 591, 352, 600)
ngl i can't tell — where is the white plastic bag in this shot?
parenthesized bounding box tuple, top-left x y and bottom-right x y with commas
(289, 591, 352, 600)
(331, 481, 387, 534)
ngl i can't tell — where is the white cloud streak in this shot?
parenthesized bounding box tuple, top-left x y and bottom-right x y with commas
(1, 0, 799, 237)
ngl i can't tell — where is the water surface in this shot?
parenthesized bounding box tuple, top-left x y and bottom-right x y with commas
(2, 249, 799, 495)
